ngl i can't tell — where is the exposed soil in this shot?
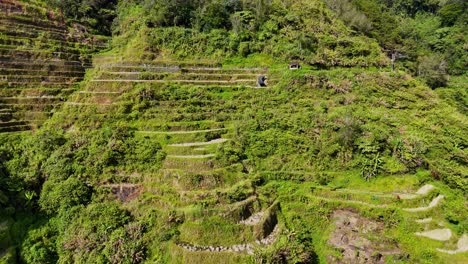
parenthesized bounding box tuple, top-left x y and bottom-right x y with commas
(327, 209, 402, 264)
(103, 183, 142, 202)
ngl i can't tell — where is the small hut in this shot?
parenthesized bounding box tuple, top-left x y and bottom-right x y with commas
(289, 62, 301, 70)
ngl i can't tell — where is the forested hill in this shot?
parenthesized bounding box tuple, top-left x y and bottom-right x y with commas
(47, 0, 466, 79)
(0, 0, 466, 263)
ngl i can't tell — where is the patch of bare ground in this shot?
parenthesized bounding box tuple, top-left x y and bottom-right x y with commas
(102, 183, 142, 202)
(328, 209, 404, 264)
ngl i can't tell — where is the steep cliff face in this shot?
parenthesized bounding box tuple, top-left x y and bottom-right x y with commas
(0, 0, 104, 133)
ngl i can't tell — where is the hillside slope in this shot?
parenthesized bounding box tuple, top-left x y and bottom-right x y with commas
(0, 0, 466, 263)
(0, 0, 107, 133)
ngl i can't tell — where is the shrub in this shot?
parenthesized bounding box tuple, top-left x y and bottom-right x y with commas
(39, 177, 91, 214)
(418, 55, 449, 88)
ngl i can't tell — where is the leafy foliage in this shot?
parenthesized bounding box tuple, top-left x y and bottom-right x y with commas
(45, 0, 118, 35)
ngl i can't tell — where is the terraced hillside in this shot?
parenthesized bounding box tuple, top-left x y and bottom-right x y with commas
(34, 53, 465, 263)
(0, 0, 466, 263)
(69, 58, 282, 263)
(0, 0, 106, 133)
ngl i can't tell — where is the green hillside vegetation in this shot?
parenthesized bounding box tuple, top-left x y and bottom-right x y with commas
(0, 0, 466, 263)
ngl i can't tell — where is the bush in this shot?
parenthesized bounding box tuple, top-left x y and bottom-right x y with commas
(39, 177, 91, 215)
(418, 55, 449, 88)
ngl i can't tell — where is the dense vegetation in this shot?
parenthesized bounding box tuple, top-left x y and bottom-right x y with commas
(44, 0, 118, 35)
(0, 0, 466, 263)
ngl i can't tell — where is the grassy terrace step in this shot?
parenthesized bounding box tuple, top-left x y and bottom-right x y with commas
(133, 121, 227, 132)
(84, 82, 256, 94)
(0, 119, 44, 129)
(0, 124, 31, 133)
(0, 34, 98, 51)
(177, 196, 258, 222)
(162, 158, 218, 173)
(139, 100, 241, 112)
(152, 98, 238, 107)
(0, 50, 82, 61)
(165, 147, 216, 157)
(0, 48, 90, 61)
(99, 66, 266, 75)
(73, 91, 121, 99)
(136, 131, 227, 145)
(0, 20, 66, 35)
(176, 202, 279, 250)
(175, 182, 255, 206)
(168, 138, 229, 147)
(0, 59, 91, 70)
(0, 37, 95, 55)
(131, 112, 235, 123)
(0, 38, 25, 47)
(159, 163, 245, 185)
(0, 82, 80, 88)
(71, 95, 118, 105)
(0, 28, 67, 42)
(0, 120, 28, 128)
(93, 58, 221, 68)
(0, 68, 83, 77)
(137, 111, 238, 122)
(90, 79, 258, 86)
(164, 139, 229, 155)
(0, 103, 60, 111)
(178, 217, 257, 247)
(0, 96, 63, 104)
(97, 72, 259, 81)
(0, 88, 76, 97)
(1, 0, 53, 15)
(167, 154, 216, 159)
(1, 75, 83, 82)
(310, 188, 439, 208)
(0, 15, 65, 32)
(0, 0, 23, 13)
(0, 111, 52, 122)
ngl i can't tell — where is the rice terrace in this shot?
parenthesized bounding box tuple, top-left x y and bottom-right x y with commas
(0, 0, 466, 263)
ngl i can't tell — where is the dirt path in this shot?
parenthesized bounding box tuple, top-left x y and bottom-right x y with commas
(403, 195, 444, 212)
(415, 217, 433, 224)
(437, 234, 468, 254)
(168, 138, 229, 147)
(398, 184, 435, 199)
(415, 228, 452, 241)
